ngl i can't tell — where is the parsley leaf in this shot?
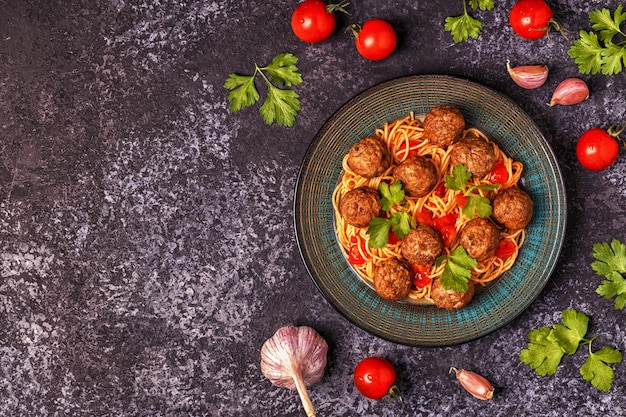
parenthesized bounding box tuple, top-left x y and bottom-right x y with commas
(548, 309, 589, 355)
(580, 345, 623, 392)
(567, 6, 626, 75)
(224, 52, 303, 126)
(520, 309, 623, 391)
(591, 239, 626, 310)
(367, 212, 415, 249)
(445, 0, 494, 43)
(379, 181, 405, 211)
(520, 327, 565, 376)
(445, 164, 499, 218)
(435, 246, 477, 292)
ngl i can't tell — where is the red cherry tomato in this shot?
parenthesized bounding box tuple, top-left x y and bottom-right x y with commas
(435, 181, 447, 198)
(415, 208, 434, 227)
(387, 229, 399, 245)
(455, 194, 468, 208)
(351, 19, 397, 61)
(434, 213, 458, 247)
(494, 239, 517, 259)
(509, 0, 554, 40)
(397, 139, 422, 159)
(291, 0, 348, 43)
(353, 357, 400, 400)
(576, 127, 620, 171)
(348, 235, 368, 265)
(411, 264, 432, 288)
(488, 160, 509, 185)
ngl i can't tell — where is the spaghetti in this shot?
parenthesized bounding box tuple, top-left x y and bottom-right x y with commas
(332, 112, 527, 304)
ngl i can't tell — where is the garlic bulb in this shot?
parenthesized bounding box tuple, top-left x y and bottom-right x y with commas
(506, 60, 548, 89)
(261, 325, 328, 417)
(450, 367, 494, 400)
(549, 78, 589, 106)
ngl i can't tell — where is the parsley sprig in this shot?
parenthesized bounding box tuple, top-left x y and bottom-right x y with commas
(435, 246, 477, 292)
(444, 0, 495, 43)
(224, 52, 303, 127)
(445, 164, 500, 219)
(367, 181, 416, 249)
(567, 5, 626, 75)
(520, 309, 623, 392)
(591, 239, 626, 310)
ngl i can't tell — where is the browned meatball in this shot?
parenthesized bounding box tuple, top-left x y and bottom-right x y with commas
(423, 105, 466, 147)
(430, 277, 475, 310)
(392, 155, 438, 198)
(458, 217, 500, 261)
(373, 258, 412, 301)
(450, 133, 497, 178)
(339, 187, 381, 228)
(347, 136, 392, 178)
(492, 186, 533, 230)
(401, 224, 443, 266)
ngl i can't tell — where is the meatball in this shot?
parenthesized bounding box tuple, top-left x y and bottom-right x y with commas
(450, 133, 497, 178)
(430, 277, 475, 310)
(458, 217, 500, 261)
(347, 136, 392, 178)
(339, 187, 382, 228)
(423, 105, 466, 147)
(492, 186, 533, 230)
(392, 155, 438, 198)
(373, 258, 412, 301)
(401, 224, 443, 266)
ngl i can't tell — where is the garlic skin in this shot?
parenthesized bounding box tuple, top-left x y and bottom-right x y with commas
(450, 367, 494, 400)
(506, 60, 548, 89)
(261, 325, 328, 417)
(549, 78, 589, 106)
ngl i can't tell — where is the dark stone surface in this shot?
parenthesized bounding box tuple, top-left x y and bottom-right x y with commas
(1, 0, 626, 416)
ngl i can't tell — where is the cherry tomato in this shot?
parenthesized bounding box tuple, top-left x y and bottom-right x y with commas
(434, 213, 458, 247)
(387, 229, 399, 245)
(291, 0, 348, 43)
(435, 181, 447, 198)
(411, 264, 432, 288)
(455, 194, 468, 208)
(397, 139, 422, 159)
(488, 160, 509, 185)
(494, 239, 517, 259)
(415, 208, 434, 227)
(351, 19, 397, 61)
(348, 235, 368, 265)
(576, 127, 620, 171)
(509, 0, 554, 40)
(353, 357, 400, 400)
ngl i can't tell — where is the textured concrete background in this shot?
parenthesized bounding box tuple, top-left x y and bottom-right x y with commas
(1, 0, 626, 416)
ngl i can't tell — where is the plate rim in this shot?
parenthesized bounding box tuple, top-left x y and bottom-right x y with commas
(294, 74, 567, 346)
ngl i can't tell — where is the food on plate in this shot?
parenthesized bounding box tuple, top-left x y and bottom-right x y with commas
(423, 104, 466, 147)
(458, 217, 500, 261)
(353, 357, 401, 401)
(450, 131, 497, 178)
(373, 258, 412, 301)
(339, 187, 382, 228)
(401, 224, 443, 266)
(332, 108, 532, 308)
(431, 276, 475, 310)
(392, 155, 438, 197)
(347, 136, 392, 178)
(492, 186, 534, 230)
(349, 19, 397, 61)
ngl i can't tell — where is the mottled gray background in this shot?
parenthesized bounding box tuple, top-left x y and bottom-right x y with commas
(1, 0, 626, 416)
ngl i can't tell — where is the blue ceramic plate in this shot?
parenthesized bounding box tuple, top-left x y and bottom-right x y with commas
(294, 75, 566, 346)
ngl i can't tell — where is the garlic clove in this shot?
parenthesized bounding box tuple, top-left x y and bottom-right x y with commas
(506, 60, 549, 89)
(450, 367, 495, 400)
(549, 78, 590, 106)
(261, 325, 328, 417)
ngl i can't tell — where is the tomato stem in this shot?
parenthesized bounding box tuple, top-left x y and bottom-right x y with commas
(388, 384, 403, 403)
(327, 1, 350, 15)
